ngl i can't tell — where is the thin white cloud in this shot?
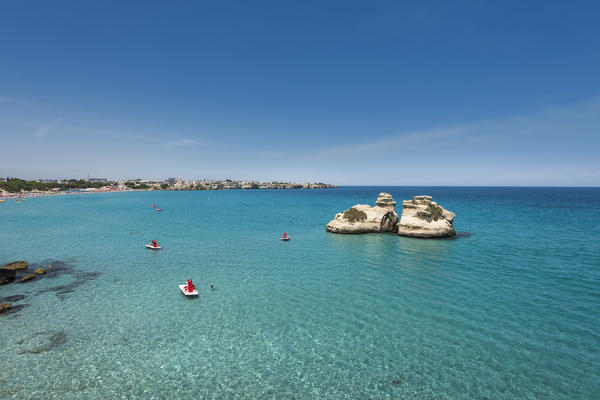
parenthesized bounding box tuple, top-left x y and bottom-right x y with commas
(35, 126, 52, 137)
(304, 98, 600, 162)
(0, 96, 34, 106)
(33, 118, 62, 137)
(162, 139, 197, 149)
(305, 126, 471, 161)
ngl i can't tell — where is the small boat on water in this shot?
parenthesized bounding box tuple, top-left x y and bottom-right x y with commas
(179, 279, 198, 296)
(156, 207, 162, 211)
(152, 204, 156, 207)
(282, 232, 290, 241)
(146, 240, 162, 250)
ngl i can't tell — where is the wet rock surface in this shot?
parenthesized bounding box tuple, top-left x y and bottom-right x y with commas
(1, 261, 28, 270)
(36, 260, 79, 280)
(34, 268, 46, 274)
(20, 273, 36, 282)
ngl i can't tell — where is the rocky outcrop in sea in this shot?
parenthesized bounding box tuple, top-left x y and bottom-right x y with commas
(326, 193, 457, 238)
(1, 261, 26, 284)
(397, 195, 456, 238)
(326, 193, 399, 233)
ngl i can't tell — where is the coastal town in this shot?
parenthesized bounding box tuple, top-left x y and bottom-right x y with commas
(0, 177, 337, 198)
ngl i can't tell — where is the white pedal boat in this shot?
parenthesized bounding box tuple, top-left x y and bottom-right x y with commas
(145, 244, 162, 250)
(179, 284, 198, 296)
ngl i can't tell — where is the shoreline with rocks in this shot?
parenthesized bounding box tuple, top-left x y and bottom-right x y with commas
(0, 259, 102, 317)
(0, 179, 338, 200)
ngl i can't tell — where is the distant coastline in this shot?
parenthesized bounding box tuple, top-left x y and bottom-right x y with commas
(0, 178, 338, 199)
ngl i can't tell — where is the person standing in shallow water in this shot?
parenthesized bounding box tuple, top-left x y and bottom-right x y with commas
(210, 285, 215, 290)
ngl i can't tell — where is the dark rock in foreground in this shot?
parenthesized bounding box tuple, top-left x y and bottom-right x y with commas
(0, 269, 16, 279)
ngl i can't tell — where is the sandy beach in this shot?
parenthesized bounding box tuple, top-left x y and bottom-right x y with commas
(0, 187, 132, 200)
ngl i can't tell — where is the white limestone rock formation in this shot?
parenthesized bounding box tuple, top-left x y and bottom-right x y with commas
(397, 195, 456, 238)
(326, 193, 399, 234)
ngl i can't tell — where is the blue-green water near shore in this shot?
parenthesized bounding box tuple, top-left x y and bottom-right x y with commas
(1, 187, 599, 399)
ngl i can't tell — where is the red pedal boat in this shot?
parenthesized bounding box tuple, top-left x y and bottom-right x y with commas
(179, 279, 198, 296)
(146, 240, 161, 250)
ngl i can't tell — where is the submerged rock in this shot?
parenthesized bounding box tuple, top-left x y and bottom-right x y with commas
(326, 193, 399, 233)
(0, 269, 16, 279)
(41, 271, 102, 300)
(0, 303, 29, 316)
(0, 269, 16, 285)
(17, 331, 67, 354)
(0, 303, 11, 313)
(0, 295, 26, 302)
(20, 273, 36, 283)
(1, 261, 28, 271)
(397, 195, 456, 238)
(390, 378, 404, 386)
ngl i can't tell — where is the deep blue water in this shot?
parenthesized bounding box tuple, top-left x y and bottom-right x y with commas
(1, 187, 599, 399)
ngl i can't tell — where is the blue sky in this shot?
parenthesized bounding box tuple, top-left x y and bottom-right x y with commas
(1, 0, 599, 185)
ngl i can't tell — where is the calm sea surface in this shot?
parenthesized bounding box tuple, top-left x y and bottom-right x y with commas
(1, 187, 599, 399)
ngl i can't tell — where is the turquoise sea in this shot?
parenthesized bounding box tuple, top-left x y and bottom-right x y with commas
(1, 187, 599, 399)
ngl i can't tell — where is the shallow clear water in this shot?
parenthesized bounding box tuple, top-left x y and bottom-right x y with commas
(1, 187, 599, 399)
